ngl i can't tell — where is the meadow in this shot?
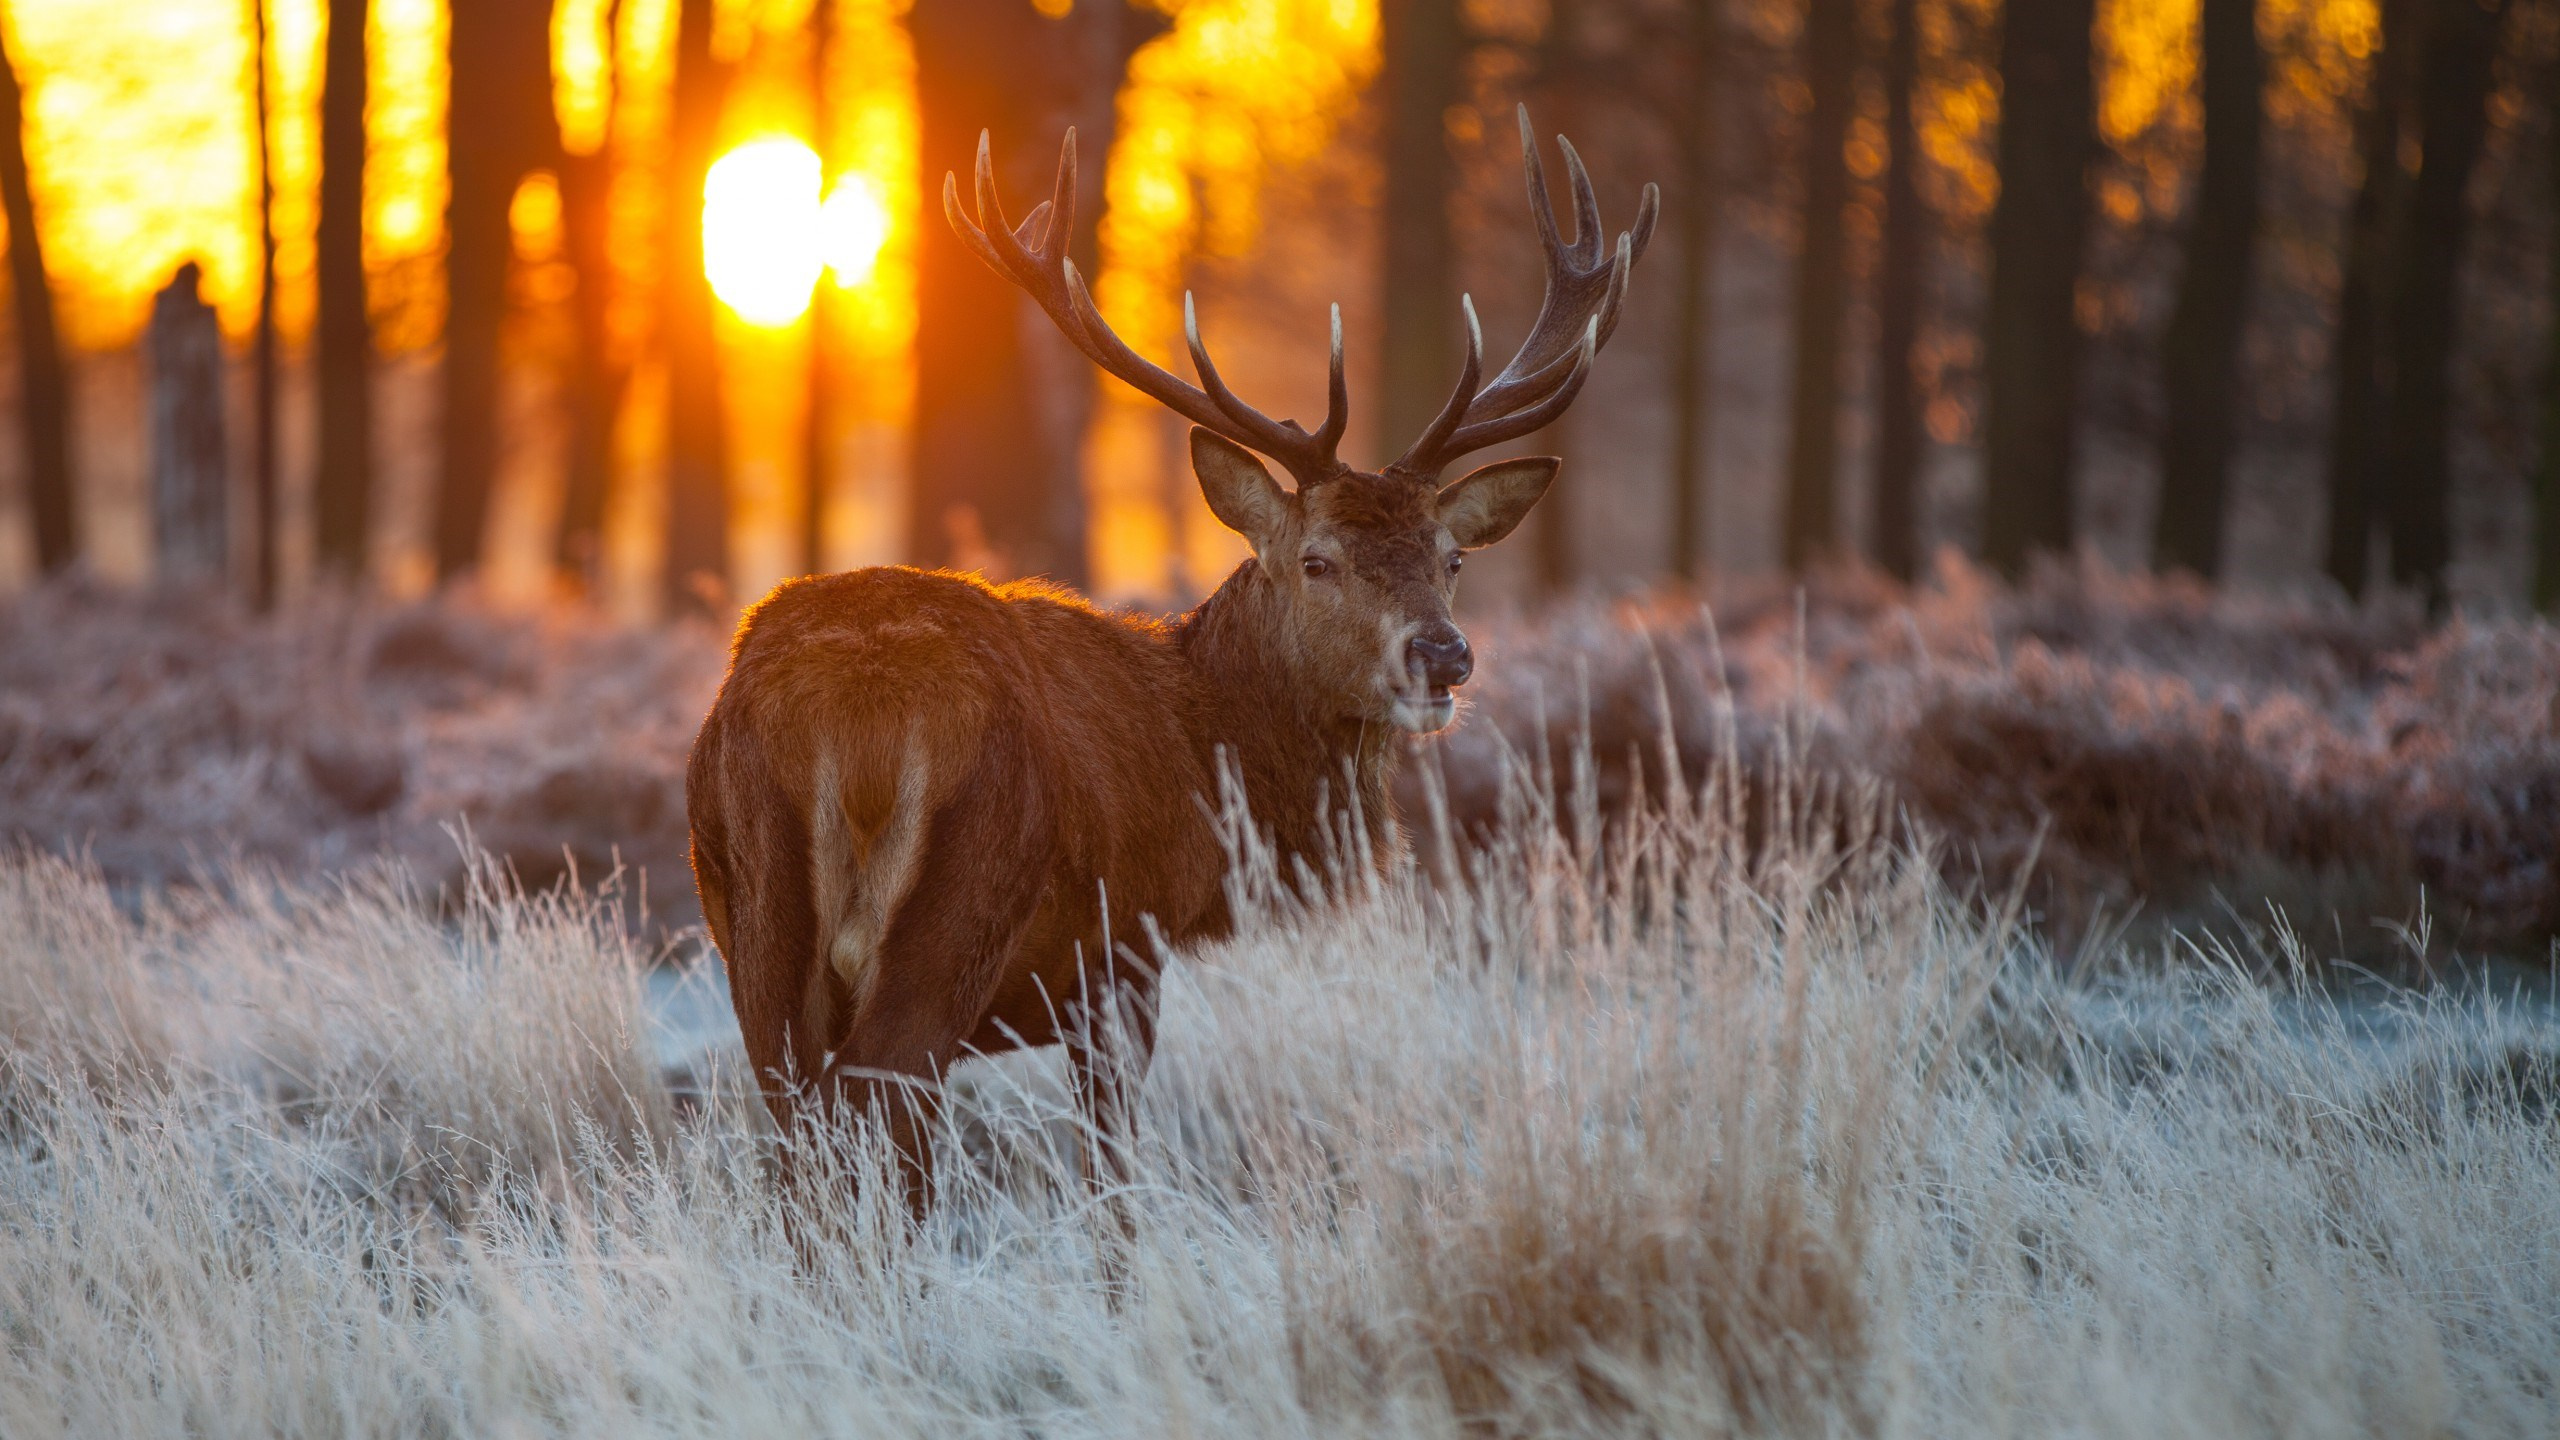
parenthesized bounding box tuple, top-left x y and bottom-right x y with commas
(1, 567, 2556, 1436)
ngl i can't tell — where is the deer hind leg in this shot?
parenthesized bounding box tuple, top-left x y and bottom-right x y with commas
(806, 709, 1054, 1219)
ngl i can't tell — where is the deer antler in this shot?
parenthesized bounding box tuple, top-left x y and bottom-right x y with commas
(1388, 106, 1661, 482)
(944, 130, 1350, 489)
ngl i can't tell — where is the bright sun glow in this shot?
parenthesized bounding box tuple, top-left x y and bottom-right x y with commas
(820, 176, 892, 289)
(703, 140, 898, 324)
(703, 138, 823, 326)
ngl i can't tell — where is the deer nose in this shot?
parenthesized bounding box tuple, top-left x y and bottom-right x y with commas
(1407, 625, 1473, 689)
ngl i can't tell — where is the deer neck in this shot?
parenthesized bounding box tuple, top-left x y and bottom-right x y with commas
(1175, 561, 1401, 856)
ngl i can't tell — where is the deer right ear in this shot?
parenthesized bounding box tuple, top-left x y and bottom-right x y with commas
(1190, 428, 1295, 550)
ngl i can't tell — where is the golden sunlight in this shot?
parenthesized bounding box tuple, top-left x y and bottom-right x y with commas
(820, 173, 890, 289)
(703, 136, 823, 326)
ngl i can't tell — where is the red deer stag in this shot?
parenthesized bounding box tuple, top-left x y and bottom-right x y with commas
(686, 107, 1655, 1204)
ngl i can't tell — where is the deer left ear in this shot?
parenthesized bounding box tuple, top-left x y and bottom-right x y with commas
(1435, 457, 1560, 548)
(1191, 427, 1295, 550)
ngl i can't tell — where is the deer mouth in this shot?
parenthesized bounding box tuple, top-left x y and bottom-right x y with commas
(1390, 685, 1459, 734)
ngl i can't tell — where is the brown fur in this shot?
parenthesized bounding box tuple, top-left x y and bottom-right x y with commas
(684, 440, 1564, 1209)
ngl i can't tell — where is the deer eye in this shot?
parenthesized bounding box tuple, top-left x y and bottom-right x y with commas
(1302, 554, 1333, 578)
(1447, 552, 1464, 575)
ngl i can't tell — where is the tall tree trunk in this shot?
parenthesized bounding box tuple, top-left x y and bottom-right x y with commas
(553, 3, 622, 589)
(2151, 0, 2262, 579)
(437, 0, 559, 583)
(1870, 0, 1924, 583)
(314, 0, 372, 581)
(1781, 0, 1854, 571)
(2538, 58, 2560, 615)
(250, 0, 281, 608)
(909, 0, 1107, 580)
(2383, 0, 2509, 613)
(1979, 0, 2096, 578)
(2322, 0, 2414, 598)
(0, 14, 72, 574)
(801, 0, 838, 577)
(1667, 0, 1719, 584)
(662, 0, 730, 615)
(1377, 0, 1465, 466)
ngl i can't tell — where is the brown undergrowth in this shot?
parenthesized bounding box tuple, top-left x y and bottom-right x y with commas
(4, 557, 2554, 963)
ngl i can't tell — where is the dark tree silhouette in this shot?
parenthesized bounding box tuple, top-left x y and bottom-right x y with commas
(1869, 0, 1925, 583)
(909, 0, 1121, 582)
(1666, 0, 1721, 584)
(314, 0, 372, 580)
(1979, 0, 2095, 577)
(2322, 0, 2415, 598)
(662, 0, 731, 615)
(554, 1, 623, 589)
(1780, 0, 1853, 570)
(2540, 62, 2560, 614)
(2151, 0, 2262, 580)
(437, 0, 559, 582)
(0, 13, 72, 574)
(248, 0, 281, 608)
(801, 0, 839, 577)
(2383, 0, 2509, 611)
(147, 264, 229, 587)
(1377, 0, 1465, 462)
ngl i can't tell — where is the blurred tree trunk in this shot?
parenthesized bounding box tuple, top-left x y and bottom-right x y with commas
(2151, 0, 2262, 581)
(2539, 63, 2560, 615)
(554, 2, 623, 590)
(1666, 0, 1719, 584)
(801, 0, 838, 577)
(148, 264, 229, 587)
(1781, 0, 1854, 571)
(2383, 0, 2509, 613)
(662, 0, 731, 615)
(437, 0, 560, 584)
(2321, 0, 2414, 599)
(249, 0, 281, 608)
(1377, 0, 1465, 469)
(1979, 0, 2095, 578)
(909, 0, 1122, 582)
(315, 0, 372, 581)
(0, 15, 72, 574)
(1869, 0, 1924, 584)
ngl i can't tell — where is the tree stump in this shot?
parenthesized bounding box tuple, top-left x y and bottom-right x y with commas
(149, 261, 230, 589)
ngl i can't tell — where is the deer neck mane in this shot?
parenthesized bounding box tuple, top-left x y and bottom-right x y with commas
(1174, 559, 1401, 856)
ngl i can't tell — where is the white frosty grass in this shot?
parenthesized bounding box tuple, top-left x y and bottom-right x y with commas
(0, 763, 2553, 1437)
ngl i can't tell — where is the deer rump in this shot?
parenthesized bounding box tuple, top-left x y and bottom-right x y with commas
(686, 565, 1225, 1118)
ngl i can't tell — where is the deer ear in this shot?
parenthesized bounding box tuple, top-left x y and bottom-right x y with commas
(1435, 456, 1559, 548)
(1190, 428, 1295, 548)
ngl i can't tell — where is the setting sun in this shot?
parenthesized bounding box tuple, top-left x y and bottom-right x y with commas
(703, 137, 824, 326)
(703, 139, 897, 324)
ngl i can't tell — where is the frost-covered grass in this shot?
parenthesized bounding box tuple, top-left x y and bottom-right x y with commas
(1, 752, 2553, 1437)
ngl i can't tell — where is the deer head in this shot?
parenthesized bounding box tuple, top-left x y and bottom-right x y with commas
(947, 108, 1657, 732)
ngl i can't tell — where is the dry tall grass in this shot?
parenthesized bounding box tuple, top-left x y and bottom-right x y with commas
(1, 743, 2552, 1437)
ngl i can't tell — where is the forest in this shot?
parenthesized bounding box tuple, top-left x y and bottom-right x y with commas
(0, 0, 2550, 616)
(0, 2, 2557, 1435)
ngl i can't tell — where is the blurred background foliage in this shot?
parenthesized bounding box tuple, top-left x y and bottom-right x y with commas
(0, 0, 2546, 617)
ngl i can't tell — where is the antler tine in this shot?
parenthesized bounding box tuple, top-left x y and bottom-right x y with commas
(1556, 134, 1604, 265)
(1519, 105, 1565, 262)
(1389, 297, 1486, 477)
(1184, 292, 1293, 439)
(1315, 303, 1348, 453)
(948, 127, 1348, 486)
(1445, 318, 1597, 456)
